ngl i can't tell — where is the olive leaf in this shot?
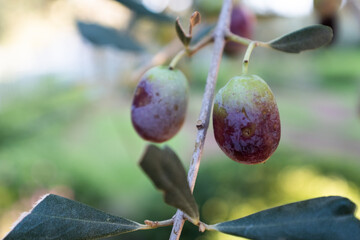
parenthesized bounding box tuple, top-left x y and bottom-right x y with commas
(112, 0, 173, 22)
(176, 11, 202, 47)
(210, 196, 360, 240)
(176, 18, 192, 46)
(268, 25, 333, 53)
(139, 144, 200, 223)
(4, 194, 145, 240)
(77, 21, 144, 52)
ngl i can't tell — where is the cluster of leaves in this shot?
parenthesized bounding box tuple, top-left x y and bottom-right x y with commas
(5, 145, 360, 240)
(5, 2, 360, 240)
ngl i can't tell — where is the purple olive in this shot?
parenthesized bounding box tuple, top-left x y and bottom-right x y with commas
(131, 66, 188, 143)
(224, 5, 255, 56)
(213, 74, 281, 164)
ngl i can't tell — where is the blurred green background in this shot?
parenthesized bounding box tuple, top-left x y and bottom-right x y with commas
(1, 0, 360, 239)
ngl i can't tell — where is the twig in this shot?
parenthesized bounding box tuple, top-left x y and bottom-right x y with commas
(143, 218, 174, 229)
(168, 0, 233, 239)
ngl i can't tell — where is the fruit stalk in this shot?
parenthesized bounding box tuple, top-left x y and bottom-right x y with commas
(169, 50, 186, 69)
(242, 41, 256, 74)
(169, 34, 214, 69)
(168, 0, 233, 239)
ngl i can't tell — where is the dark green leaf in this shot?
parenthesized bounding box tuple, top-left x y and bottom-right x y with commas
(139, 145, 199, 223)
(176, 18, 191, 46)
(4, 194, 144, 240)
(112, 0, 173, 22)
(212, 196, 360, 240)
(77, 21, 143, 52)
(269, 25, 333, 53)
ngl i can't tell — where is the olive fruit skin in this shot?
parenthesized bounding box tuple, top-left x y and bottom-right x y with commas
(212, 75, 280, 164)
(131, 66, 188, 143)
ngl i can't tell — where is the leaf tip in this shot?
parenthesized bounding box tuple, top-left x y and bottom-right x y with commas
(190, 11, 201, 26)
(7, 194, 51, 235)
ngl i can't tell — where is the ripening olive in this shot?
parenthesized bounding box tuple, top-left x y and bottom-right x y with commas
(131, 66, 188, 143)
(212, 74, 281, 164)
(224, 5, 255, 56)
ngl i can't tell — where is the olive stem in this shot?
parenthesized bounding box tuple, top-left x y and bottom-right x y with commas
(168, 0, 233, 239)
(242, 41, 256, 74)
(225, 30, 252, 46)
(169, 34, 214, 69)
(169, 50, 186, 70)
(187, 34, 214, 56)
(142, 218, 174, 229)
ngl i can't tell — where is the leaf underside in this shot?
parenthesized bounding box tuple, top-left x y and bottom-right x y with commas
(77, 21, 144, 52)
(213, 196, 360, 240)
(4, 194, 142, 240)
(269, 25, 333, 53)
(140, 145, 199, 222)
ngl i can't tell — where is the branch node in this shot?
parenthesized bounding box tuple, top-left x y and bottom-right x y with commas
(196, 120, 204, 129)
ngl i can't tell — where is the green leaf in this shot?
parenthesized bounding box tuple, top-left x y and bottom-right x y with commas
(139, 145, 200, 223)
(269, 25, 333, 53)
(112, 0, 173, 22)
(212, 196, 360, 240)
(176, 18, 191, 47)
(4, 194, 144, 240)
(176, 12, 202, 47)
(77, 21, 144, 52)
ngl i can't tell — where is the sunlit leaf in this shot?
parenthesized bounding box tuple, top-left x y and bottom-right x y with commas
(139, 145, 200, 223)
(211, 196, 360, 240)
(269, 25, 333, 53)
(112, 0, 173, 22)
(77, 21, 143, 52)
(4, 194, 144, 240)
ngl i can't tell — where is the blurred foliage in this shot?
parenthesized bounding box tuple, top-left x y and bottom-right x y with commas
(112, 0, 173, 22)
(76, 0, 174, 51)
(77, 21, 143, 52)
(0, 80, 88, 148)
(0, 67, 360, 239)
(313, 47, 360, 91)
(0, 1, 360, 238)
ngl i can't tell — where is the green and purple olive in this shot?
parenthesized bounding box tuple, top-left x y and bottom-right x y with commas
(131, 66, 188, 143)
(212, 74, 281, 164)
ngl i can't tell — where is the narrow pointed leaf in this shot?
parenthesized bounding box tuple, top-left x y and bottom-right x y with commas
(269, 25, 333, 53)
(4, 194, 143, 240)
(140, 145, 199, 223)
(176, 18, 191, 46)
(77, 21, 143, 52)
(212, 196, 360, 240)
(112, 0, 173, 22)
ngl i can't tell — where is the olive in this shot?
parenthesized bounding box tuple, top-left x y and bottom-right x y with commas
(131, 66, 188, 143)
(224, 5, 256, 56)
(213, 74, 280, 164)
